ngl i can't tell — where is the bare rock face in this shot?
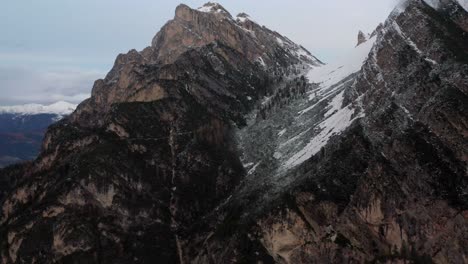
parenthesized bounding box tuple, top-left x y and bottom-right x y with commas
(66, 2, 321, 129)
(1, 1, 467, 263)
(151, 3, 322, 67)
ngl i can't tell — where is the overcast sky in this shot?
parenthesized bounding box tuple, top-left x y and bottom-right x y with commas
(0, 0, 398, 105)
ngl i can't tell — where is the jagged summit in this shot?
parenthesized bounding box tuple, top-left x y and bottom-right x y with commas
(150, 3, 321, 66)
(356, 30, 368, 46)
(197, 2, 231, 16)
(64, 2, 323, 128)
(236, 12, 250, 18)
(236, 12, 254, 23)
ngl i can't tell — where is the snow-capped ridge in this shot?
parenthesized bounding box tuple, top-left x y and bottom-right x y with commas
(307, 35, 377, 89)
(273, 35, 323, 67)
(198, 2, 230, 15)
(0, 101, 77, 116)
(236, 12, 257, 24)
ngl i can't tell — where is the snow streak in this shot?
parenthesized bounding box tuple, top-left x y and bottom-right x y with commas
(237, 35, 376, 191)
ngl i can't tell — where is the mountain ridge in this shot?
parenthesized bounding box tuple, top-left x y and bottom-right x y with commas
(0, 1, 467, 263)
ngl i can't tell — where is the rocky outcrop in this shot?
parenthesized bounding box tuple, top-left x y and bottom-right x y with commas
(357, 30, 368, 46)
(0, 1, 467, 263)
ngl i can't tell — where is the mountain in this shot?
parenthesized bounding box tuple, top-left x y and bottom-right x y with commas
(0, 101, 77, 116)
(0, 101, 76, 168)
(0, 1, 467, 263)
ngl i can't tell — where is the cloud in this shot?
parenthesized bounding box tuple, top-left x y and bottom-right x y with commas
(0, 66, 103, 105)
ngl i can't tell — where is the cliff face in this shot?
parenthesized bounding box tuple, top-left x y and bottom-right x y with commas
(151, 3, 322, 66)
(1, 1, 467, 263)
(205, 1, 467, 263)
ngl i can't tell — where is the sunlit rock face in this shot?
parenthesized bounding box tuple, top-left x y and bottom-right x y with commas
(1, 1, 467, 263)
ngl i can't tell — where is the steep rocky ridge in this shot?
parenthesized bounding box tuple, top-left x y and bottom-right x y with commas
(0, 3, 318, 264)
(0, 1, 467, 263)
(180, 1, 468, 263)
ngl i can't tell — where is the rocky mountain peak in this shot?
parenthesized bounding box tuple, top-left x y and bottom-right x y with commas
(197, 2, 231, 16)
(356, 30, 368, 46)
(236, 12, 250, 18)
(173, 4, 193, 20)
(151, 3, 320, 66)
(67, 3, 322, 127)
(236, 12, 252, 22)
(235, 12, 261, 29)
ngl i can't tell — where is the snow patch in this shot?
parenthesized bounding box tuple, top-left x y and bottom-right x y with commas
(307, 35, 376, 89)
(423, 0, 441, 9)
(275, 36, 322, 66)
(279, 33, 376, 169)
(257, 56, 266, 68)
(295, 47, 320, 65)
(391, 21, 437, 65)
(276, 37, 284, 47)
(248, 162, 261, 175)
(284, 92, 362, 169)
(198, 2, 228, 14)
(236, 13, 258, 24)
(278, 129, 287, 137)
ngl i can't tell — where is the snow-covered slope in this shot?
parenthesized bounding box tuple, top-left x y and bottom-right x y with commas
(282, 36, 376, 169)
(197, 2, 230, 14)
(0, 101, 77, 116)
(237, 35, 376, 193)
(307, 36, 376, 89)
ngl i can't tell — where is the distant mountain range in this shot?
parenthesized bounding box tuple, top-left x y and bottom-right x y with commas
(0, 101, 76, 168)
